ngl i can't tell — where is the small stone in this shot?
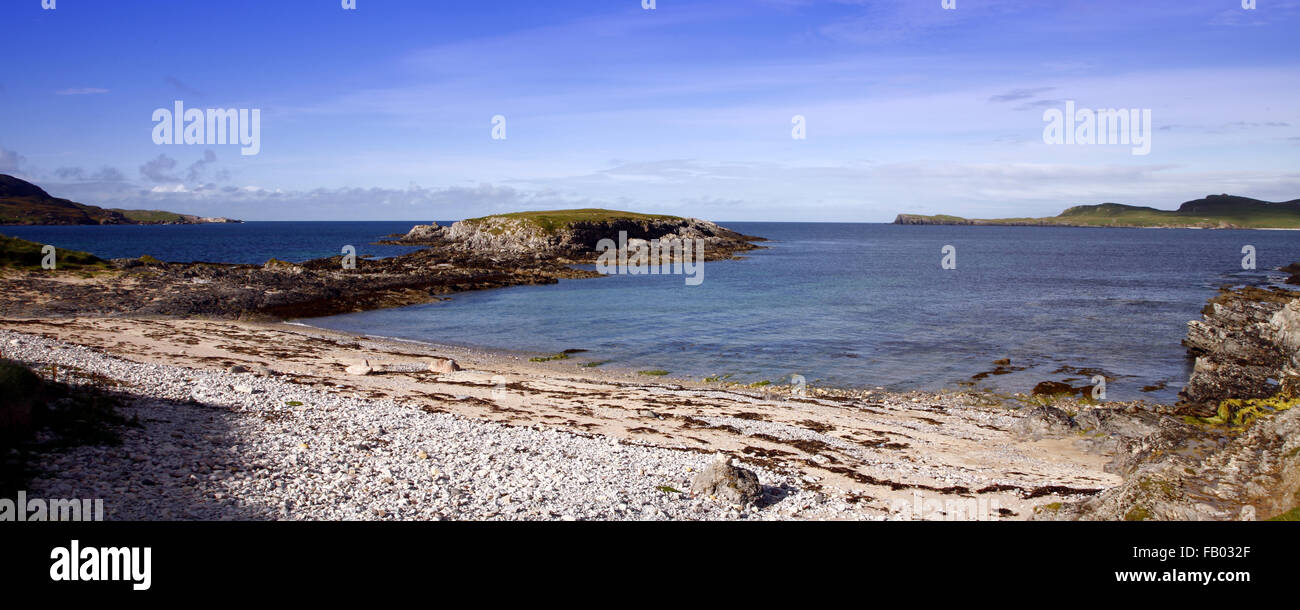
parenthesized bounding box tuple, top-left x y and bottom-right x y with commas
(427, 358, 461, 374)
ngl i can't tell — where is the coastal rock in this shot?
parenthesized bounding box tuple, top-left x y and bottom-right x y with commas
(1031, 381, 1074, 396)
(690, 453, 762, 505)
(401, 224, 446, 243)
(346, 360, 374, 376)
(1176, 286, 1297, 416)
(1271, 298, 1300, 394)
(1282, 262, 1300, 285)
(1045, 285, 1300, 521)
(1014, 406, 1077, 439)
(262, 258, 303, 274)
(427, 358, 460, 374)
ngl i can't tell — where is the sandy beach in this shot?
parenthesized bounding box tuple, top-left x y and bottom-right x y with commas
(0, 316, 1122, 520)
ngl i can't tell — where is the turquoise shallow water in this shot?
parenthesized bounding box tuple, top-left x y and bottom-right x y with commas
(306, 223, 1300, 403)
(9, 221, 1299, 402)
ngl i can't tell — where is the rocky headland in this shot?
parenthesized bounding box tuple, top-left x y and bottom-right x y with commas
(1025, 281, 1300, 521)
(0, 174, 239, 225)
(895, 194, 1300, 229)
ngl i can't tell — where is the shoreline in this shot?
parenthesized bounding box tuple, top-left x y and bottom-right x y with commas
(0, 316, 1127, 520)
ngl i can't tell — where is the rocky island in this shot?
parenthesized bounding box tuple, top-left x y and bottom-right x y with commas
(391, 208, 764, 262)
(895, 194, 1300, 229)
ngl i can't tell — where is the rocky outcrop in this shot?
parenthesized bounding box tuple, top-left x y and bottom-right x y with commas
(1176, 286, 1299, 417)
(0, 245, 601, 321)
(691, 453, 763, 505)
(395, 210, 764, 262)
(1283, 262, 1300, 285)
(1037, 282, 1300, 521)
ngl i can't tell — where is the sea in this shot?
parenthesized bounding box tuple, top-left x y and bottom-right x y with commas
(6, 220, 1298, 403)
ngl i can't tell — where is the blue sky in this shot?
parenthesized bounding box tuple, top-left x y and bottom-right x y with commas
(1, 0, 1297, 221)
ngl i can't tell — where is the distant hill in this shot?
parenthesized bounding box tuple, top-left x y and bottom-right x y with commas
(895, 194, 1300, 229)
(0, 174, 239, 225)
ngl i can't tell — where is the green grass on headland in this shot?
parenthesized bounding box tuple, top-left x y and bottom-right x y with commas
(0, 233, 106, 271)
(109, 209, 190, 223)
(900, 195, 1300, 229)
(463, 209, 682, 234)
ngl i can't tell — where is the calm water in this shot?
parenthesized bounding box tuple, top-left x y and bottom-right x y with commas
(0, 221, 425, 264)
(7, 221, 1298, 402)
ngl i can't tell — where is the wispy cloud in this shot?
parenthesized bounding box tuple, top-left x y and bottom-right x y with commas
(55, 87, 109, 95)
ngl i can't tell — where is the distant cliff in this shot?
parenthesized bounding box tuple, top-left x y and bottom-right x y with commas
(0, 174, 240, 225)
(895, 194, 1300, 229)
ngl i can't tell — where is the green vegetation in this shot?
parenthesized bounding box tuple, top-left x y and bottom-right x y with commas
(747, 380, 772, 388)
(655, 485, 683, 494)
(578, 360, 610, 368)
(0, 234, 106, 271)
(1195, 395, 1299, 429)
(463, 208, 682, 235)
(528, 353, 571, 363)
(110, 209, 189, 223)
(1125, 506, 1151, 521)
(285, 400, 304, 407)
(638, 369, 670, 377)
(900, 195, 1300, 229)
(1269, 506, 1300, 521)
